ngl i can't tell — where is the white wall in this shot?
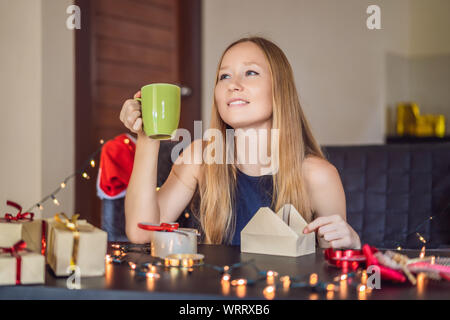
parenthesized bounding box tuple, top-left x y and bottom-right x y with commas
(0, 0, 74, 218)
(202, 0, 449, 145)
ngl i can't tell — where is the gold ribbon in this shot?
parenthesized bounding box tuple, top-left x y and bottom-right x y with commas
(53, 213, 93, 268)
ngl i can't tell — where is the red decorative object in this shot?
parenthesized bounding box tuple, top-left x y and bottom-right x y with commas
(3, 201, 34, 222)
(362, 244, 407, 283)
(1, 240, 27, 285)
(41, 220, 47, 256)
(137, 222, 180, 232)
(324, 245, 408, 283)
(324, 248, 366, 271)
(97, 134, 136, 199)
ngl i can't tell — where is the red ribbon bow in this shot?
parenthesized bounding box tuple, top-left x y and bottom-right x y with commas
(4, 201, 34, 222)
(1, 240, 27, 285)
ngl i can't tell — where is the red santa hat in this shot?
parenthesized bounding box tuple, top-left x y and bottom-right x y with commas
(96, 133, 136, 199)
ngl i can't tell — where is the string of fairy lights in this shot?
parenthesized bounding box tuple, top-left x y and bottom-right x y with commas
(24, 139, 106, 213)
(21, 135, 449, 248)
(105, 243, 368, 299)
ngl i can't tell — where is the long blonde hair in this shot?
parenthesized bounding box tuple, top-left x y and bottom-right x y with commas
(194, 36, 324, 244)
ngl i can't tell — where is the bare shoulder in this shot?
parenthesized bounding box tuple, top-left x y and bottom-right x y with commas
(302, 156, 341, 188)
(173, 138, 205, 183)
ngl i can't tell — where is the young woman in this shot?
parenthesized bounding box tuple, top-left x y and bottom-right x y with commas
(119, 36, 361, 249)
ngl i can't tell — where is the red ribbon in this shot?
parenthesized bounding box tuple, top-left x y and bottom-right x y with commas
(324, 248, 365, 271)
(137, 222, 180, 232)
(41, 220, 47, 256)
(4, 201, 34, 222)
(362, 244, 406, 283)
(1, 240, 27, 285)
(324, 245, 407, 283)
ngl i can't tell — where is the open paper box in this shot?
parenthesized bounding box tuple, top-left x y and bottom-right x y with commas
(240, 204, 316, 257)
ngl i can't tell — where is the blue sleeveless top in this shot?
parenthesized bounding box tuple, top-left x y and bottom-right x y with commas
(230, 168, 274, 245)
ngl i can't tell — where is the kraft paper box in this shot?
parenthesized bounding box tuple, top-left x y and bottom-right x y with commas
(241, 204, 316, 257)
(0, 249, 45, 286)
(0, 218, 45, 254)
(46, 217, 107, 277)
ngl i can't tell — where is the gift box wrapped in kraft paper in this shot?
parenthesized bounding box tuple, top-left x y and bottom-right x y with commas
(0, 240, 45, 286)
(241, 204, 316, 257)
(0, 201, 46, 255)
(46, 213, 107, 277)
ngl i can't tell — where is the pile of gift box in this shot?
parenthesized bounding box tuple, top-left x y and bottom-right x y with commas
(0, 201, 107, 286)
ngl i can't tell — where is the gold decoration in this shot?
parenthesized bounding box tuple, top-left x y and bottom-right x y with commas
(396, 102, 445, 137)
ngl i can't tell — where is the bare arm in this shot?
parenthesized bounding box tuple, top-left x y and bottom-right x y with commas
(124, 131, 161, 243)
(302, 157, 361, 249)
(120, 91, 201, 243)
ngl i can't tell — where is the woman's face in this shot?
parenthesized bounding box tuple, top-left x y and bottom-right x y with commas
(215, 41, 273, 130)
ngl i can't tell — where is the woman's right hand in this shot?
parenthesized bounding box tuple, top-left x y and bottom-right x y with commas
(119, 91, 143, 134)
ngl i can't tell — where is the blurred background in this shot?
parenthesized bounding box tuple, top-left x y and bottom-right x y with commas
(1, 0, 449, 227)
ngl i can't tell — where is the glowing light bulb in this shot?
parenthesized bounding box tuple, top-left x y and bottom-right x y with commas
(52, 195, 60, 206)
(309, 273, 318, 286)
(231, 279, 247, 286)
(90, 160, 95, 167)
(361, 270, 368, 285)
(38, 203, 44, 210)
(326, 284, 335, 291)
(221, 274, 230, 282)
(82, 172, 90, 180)
(419, 246, 426, 259)
(124, 138, 130, 144)
(416, 233, 426, 244)
(146, 272, 160, 279)
(128, 262, 136, 270)
(340, 274, 348, 281)
(397, 246, 402, 250)
(280, 276, 291, 289)
(99, 139, 104, 144)
(184, 212, 190, 218)
(263, 285, 275, 300)
(60, 182, 66, 188)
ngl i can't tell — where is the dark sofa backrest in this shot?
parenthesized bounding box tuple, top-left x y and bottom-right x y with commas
(103, 141, 450, 249)
(322, 143, 450, 249)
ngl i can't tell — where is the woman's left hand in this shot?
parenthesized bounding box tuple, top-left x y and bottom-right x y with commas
(303, 215, 361, 249)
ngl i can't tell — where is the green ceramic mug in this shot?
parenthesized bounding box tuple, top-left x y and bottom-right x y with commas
(135, 83, 181, 139)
